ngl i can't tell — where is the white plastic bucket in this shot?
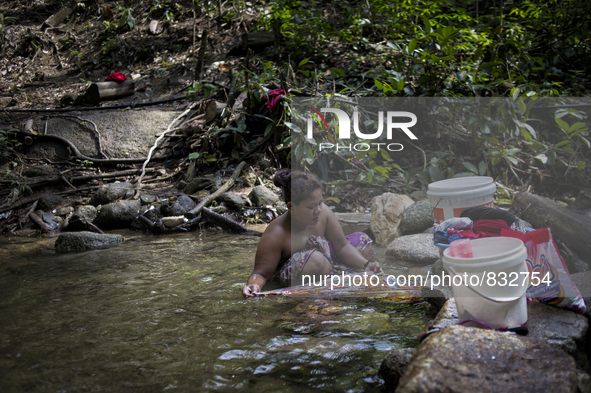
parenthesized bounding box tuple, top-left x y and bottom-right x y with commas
(442, 237, 528, 329)
(427, 176, 496, 224)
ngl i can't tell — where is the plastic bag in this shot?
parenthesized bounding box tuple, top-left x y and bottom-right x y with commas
(501, 228, 586, 314)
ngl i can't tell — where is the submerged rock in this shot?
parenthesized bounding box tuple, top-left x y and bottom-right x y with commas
(55, 231, 125, 253)
(386, 233, 439, 264)
(397, 325, 578, 393)
(399, 200, 434, 234)
(370, 193, 413, 245)
(379, 347, 415, 389)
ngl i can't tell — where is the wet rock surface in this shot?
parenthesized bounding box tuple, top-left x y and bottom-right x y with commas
(379, 348, 415, 388)
(370, 193, 413, 245)
(386, 233, 439, 264)
(396, 325, 578, 393)
(55, 231, 125, 253)
(399, 200, 434, 235)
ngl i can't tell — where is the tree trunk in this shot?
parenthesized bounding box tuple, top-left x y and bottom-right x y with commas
(83, 80, 136, 105)
(512, 192, 591, 263)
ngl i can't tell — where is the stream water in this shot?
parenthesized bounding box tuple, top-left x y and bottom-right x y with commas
(0, 230, 432, 392)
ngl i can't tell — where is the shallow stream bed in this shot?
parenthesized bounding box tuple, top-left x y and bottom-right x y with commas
(0, 230, 431, 392)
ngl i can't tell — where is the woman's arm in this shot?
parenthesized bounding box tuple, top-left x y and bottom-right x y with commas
(242, 226, 285, 296)
(324, 205, 383, 274)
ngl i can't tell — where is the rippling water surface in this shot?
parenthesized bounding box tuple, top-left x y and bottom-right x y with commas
(0, 230, 431, 392)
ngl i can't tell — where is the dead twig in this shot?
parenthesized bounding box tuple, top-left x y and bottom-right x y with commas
(188, 161, 246, 215)
(135, 101, 201, 196)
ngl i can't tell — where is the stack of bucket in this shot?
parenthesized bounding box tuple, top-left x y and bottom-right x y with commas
(427, 176, 528, 328)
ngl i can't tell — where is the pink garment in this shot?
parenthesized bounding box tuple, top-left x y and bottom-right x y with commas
(104, 72, 127, 82)
(267, 88, 286, 110)
(452, 219, 514, 239)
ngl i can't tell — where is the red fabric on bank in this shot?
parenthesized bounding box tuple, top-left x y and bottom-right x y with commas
(450, 219, 517, 239)
(104, 72, 127, 82)
(267, 88, 286, 110)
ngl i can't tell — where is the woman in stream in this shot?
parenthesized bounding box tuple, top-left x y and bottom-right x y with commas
(242, 169, 383, 296)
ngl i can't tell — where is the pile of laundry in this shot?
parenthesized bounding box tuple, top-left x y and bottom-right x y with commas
(433, 206, 531, 245)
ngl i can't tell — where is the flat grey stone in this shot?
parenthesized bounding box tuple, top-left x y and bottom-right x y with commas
(249, 185, 279, 207)
(218, 192, 249, 208)
(90, 182, 133, 206)
(55, 231, 125, 253)
(386, 233, 439, 264)
(42, 110, 182, 158)
(400, 200, 435, 234)
(398, 325, 578, 393)
(334, 212, 371, 235)
(421, 283, 453, 311)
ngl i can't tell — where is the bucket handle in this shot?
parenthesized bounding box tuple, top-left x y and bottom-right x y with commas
(446, 265, 528, 303)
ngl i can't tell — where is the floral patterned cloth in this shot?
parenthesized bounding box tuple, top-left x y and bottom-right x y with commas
(278, 232, 372, 284)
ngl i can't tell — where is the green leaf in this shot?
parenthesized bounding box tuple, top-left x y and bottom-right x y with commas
(564, 146, 575, 155)
(555, 117, 570, 132)
(206, 155, 217, 162)
(452, 172, 475, 178)
(505, 148, 521, 155)
(578, 136, 591, 149)
(397, 79, 404, 91)
(478, 161, 487, 176)
(188, 152, 200, 160)
(380, 149, 392, 161)
(264, 123, 275, 136)
(578, 161, 586, 170)
(408, 39, 417, 54)
(284, 122, 302, 133)
(462, 161, 478, 174)
(506, 156, 518, 165)
(374, 79, 384, 90)
(298, 58, 309, 67)
(555, 140, 572, 148)
(429, 165, 443, 182)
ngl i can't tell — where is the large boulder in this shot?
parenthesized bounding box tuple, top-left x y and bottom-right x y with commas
(386, 233, 439, 264)
(96, 199, 141, 228)
(334, 212, 372, 235)
(249, 185, 279, 207)
(162, 195, 195, 216)
(370, 193, 413, 245)
(89, 182, 133, 205)
(399, 200, 434, 234)
(55, 231, 125, 253)
(396, 325, 578, 393)
(431, 298, 589, 371)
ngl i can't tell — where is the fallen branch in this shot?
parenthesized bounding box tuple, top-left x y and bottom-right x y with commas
(19, 200, 38, 228)
(135, 100, 202, 196)
(201, 207, 261, 235)
(188, 161, 246, 215)
(30, 211, 51, 233)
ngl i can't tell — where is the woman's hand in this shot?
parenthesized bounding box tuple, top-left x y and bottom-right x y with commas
(242, 284, 261, 297)
(365, 261, 383, 275)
